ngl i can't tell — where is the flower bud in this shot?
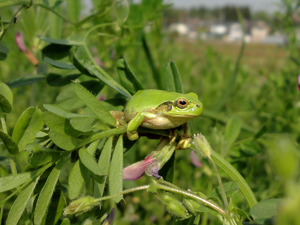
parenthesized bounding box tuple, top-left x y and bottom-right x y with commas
(183, 198, 202, 215)
(158, 191, 189, 220)
(193, 133, 212, 158)
(63, 196, 96, 216)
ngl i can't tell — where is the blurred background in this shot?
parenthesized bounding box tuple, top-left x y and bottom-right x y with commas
(1, 0, 300, 224)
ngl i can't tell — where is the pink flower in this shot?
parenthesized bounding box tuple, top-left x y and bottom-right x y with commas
(15, 32, 27, 52)
(123, 155, 156, 180)
(298, 75, 300, 92)
(190, 150, 202, 167)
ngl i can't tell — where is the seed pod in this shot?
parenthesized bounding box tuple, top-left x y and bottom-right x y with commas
(64, 196, 95, 216)
(183, 198, 202, 215)
(159, 192, 189, 219)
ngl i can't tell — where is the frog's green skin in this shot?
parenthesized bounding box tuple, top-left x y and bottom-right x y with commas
(123, 89, 203, 141)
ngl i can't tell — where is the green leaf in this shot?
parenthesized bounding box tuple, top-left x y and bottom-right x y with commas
(84, 61, 132, 98)
(94, 137, 112, 199)
(170, 60, 184, 93)
(6, 177, 39, 225)
(70, 115, 106, 132)
(207, 182, 239, 199)
(45, 189, 65, 225)
(69, 47, 94, 77)
(161, 62, 176, 92)
(0, 82, 13, 113)
(39, 36, 82, 46)
(6, 76, 45, 88)
(0, 43, 9, 60)
(254, 125, 267, 139)
(43, 104, 68, 117)
(66, 0, 81, 23)
(43, 111, 83, 137)
(46, 73, 81, 86)
(34, 160, 64, 225)
(0, 131, 19, 155)
(43, 57, 76, 69)
(42, 44, 72, 60)
(109, 135, 123, 203)
(79, 147, 105, 176)
(117, 58, 144, 95)
(48, 130, 81, 151)
(68, 160, 90, 199)
(27, 144, 69, 167)
(80, 80, 105, 95)
(251, 199, 282, 225)
(60, 218, 70, 225)
(12, 107, 44, 151)
(74, 83, 116, 127)
(0, 170, 38, 192)
(225, 116, 241, 147)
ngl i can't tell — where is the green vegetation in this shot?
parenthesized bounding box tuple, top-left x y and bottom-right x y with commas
(0, 0, 300, 225)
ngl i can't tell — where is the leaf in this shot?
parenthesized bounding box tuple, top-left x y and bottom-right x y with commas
(48, 130, 81, 151)
(84, 61, 132, 98)
(0, 131, 19, 155)
(43, 57, 76, 69)
(60, 218, 70, 225)
(254, 125, 267, 139)
(78, 147, 105, 176)
(45, 189, 65, 225)
(80, 80, 105, 95)
(70, 115, 106, 132)
(251, 199, 282, 225)
(94, 137, 112, 199)
(0, 43, 9, 60)
(43, 111, 83, 137)
(109, 135, 123, 203)
(69, 47, 94, 77)
(68, 160, 90, 199)
(74, 83, 116, 127)
(6, 177, 39, 225)
(39, 36, 82, 46)
(34, 160, 64, 225)
(46, 73, 81, 86)
(0, 170, 39, 192)
(27, 144, 69, 167)
(161, 62, 175, 92)
(66, 0, 81, 23)
(225, 116, 241, 147)
(5, 76, 45, 88)
(43, 104, 68, 117)
(207, 182, 239, 199)
(117, 58, 144, 95)
(12, 107, 44, 151)
(0, 82, 13, 113)
(42, 44, 72, 60)
(170, 60, 184, 93)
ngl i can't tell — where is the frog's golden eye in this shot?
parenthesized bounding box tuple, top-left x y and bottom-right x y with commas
(176, 98, 188, 109)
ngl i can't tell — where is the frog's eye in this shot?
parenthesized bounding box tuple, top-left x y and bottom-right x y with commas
(176, 98, 188, 109)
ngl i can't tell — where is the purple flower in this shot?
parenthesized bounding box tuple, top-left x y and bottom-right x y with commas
(298, 75, 300, 92)
(190, 150, 202, 167)
(123, 155, 156, 180)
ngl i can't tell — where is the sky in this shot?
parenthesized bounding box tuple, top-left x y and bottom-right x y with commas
(168, 0, 282, 13)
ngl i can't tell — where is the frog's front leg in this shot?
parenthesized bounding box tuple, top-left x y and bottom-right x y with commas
(176, 123, 192, 149)
(127, 112, 156, 140)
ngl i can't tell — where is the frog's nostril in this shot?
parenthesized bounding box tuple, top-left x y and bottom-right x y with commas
(196, 104, 199, 108)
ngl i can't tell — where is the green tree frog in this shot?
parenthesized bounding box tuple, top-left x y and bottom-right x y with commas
(117, 89, 203, 146)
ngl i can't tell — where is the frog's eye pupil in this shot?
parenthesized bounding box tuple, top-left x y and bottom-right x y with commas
(177, 98, 188, 109)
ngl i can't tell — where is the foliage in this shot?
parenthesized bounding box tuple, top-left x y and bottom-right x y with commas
(0, 0, 300, 225)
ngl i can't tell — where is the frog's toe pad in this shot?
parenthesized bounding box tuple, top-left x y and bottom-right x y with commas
(127, 131, 139, 141)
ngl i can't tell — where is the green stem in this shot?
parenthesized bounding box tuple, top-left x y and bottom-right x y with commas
(84, 22, 116, 41)
(156, 183, 226, 215)
(210, 150, 257, 208)
(208, 156, 228, 210)
(0, 117, 7, 133)
(79, 127, 126, 147)
(0, 162, 53, 204)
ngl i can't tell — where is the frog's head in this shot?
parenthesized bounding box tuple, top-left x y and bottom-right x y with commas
(161, 92, 203, 118)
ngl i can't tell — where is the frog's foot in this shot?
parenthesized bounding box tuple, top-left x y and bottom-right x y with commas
(176, 136, 192, 150)
(110, 111, 125, 128)
(127, 130, 139, 141)
(168, 129, 176, 144)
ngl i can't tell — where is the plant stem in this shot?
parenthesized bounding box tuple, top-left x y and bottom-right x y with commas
(0, 117, 7, 133)
(208, 156, 228, 210)
(210, 150, 257, 208)
(156, 183, 226, 215)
